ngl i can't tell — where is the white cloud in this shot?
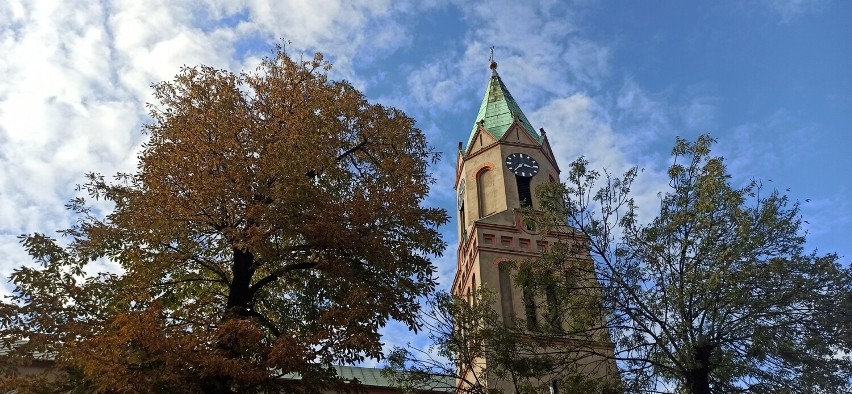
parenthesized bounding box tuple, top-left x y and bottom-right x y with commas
(394, 0, 612, 123)
(614, 79, 671, 141)
(108, 0, 242, 99)
(459, 0, 603, 100)
(764, 0, 828, 23)
(0, 0, 425, 293)
(232, 0, 417, 86)
(680, 96, 718, 131)
(801, 193, 851, 252)
(561, 38, 611, 89)
(534, 91, 671, 226)
(536, 94, 624, 171)
(716, 110, 812, 182)
(405, 59, 469, 113)
(713, 110, 850, 258)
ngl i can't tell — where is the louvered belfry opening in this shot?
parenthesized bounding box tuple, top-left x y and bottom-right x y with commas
(516, 175, 532, 208)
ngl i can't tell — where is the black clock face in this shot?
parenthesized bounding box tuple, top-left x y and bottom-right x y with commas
(505, 153, 539, 177)
(457, 179, 466, 207)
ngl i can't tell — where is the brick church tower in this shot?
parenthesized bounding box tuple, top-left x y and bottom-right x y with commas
(452, 59, 618, 392)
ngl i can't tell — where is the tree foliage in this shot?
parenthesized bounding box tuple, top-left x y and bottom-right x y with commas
(391, 135, 850, 394)
(536, 135, 852, 393)
(384, 289, 620, 394)
(0, 46, 447, 392)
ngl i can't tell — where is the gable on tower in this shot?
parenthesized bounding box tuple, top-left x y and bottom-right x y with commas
(498, 121, 541, 145)
(464, 123, 499, 157)
(538, 128, 561, 174)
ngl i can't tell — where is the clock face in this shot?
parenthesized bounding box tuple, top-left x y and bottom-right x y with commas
(505, 153, 539, 177)
(457, 179, 466, 207)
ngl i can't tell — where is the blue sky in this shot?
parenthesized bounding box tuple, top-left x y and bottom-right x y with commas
(1, 0, 850, 364)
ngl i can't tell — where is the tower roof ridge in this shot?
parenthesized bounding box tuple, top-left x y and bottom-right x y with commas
(465, 65, 541, 152)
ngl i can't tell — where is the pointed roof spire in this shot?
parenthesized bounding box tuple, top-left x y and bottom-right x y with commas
(489, 46, 498, 75)
(464, 48, 541, 151)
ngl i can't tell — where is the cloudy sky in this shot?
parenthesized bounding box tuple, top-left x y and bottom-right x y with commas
(1, 0, 850, 362)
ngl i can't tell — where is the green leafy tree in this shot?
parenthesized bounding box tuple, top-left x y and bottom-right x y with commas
(0, 46, 447, 392)
(385, 289, 619, 394)
(537, 135, 852, 393)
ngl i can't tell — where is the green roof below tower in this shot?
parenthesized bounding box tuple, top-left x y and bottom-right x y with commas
(465, 65, 542, 151)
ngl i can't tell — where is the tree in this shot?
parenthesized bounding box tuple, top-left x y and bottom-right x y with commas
(535, 135, 852, 393)
(384, 289, 620, 394)
(0, 46, 448, 392)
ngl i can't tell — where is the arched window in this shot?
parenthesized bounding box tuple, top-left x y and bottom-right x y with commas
(499, 262, 514, 327)
(477, 169, 496, 217)
(459, 204, 466, 237)
(545, 283, 561, 330)
(471, 274, 476, 306)
(523, 285, 538, 330)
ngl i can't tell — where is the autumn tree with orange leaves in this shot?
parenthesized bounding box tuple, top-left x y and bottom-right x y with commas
(0, 47, 447, 392)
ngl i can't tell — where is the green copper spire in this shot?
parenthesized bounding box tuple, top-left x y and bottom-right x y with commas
(465, 60, 541, 151)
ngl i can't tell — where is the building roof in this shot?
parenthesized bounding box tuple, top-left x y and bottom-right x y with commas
(465, 62, 541, 152)
(334, 365, 392, 387)
(336, 366, 454, 392)
(281, 365, 454, 392)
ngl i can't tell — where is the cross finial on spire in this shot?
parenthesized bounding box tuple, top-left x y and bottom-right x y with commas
(489, 46, 498, 74)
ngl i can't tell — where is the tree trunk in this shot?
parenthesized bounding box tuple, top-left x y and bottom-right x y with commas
(226, 247, 256, 318)
(212, 248, 258, 391)
(685, 372, 711, 394)
(685, 342, 714, 394)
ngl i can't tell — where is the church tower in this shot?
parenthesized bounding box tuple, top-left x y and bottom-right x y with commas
(452, 59, 617, 392)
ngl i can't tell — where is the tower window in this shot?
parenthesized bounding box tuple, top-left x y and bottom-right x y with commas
(523, 218, 537, 233)
(499, 263, 514, 327)
(546, 283, 561, 330)
(469, 274, 476, 306)
(523, 286, 538, 330)
(516, 175, 532, 208)
(478, 169, 496, 217)
(459, 205, 466, 236)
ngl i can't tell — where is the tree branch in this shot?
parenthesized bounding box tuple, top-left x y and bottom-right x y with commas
(248, 261, 319, 296)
